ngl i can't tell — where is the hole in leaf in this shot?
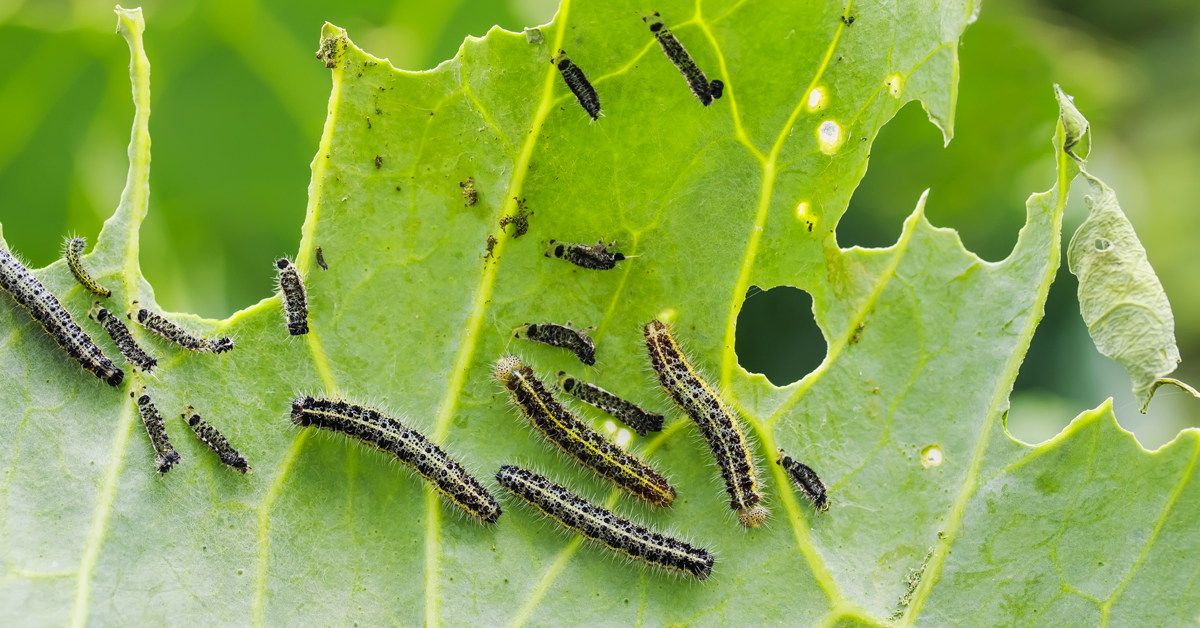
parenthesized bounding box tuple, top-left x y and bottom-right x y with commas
(920, 445, 944, 468)
(735, 286, 826, 386)
(1094, 237, 1112, 251)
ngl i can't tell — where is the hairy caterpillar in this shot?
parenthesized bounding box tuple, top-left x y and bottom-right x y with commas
(63, 236, 111, 298)
(134, 390, 180, 475)
(132, 302, 234, 353)
(275, 258, 309, 336)
(496, 465, 713, 580)
(514, 322, 596, 366)
(643, 319, 767, 527)
(551, 50, 601, 120)
(184, 405, 250, 474)
(556, 371, 664, 436)
(89, 302, 156, 373)
(0, 247, 122, 385)
(643, 12, 723, 106)
(290, 396, 501, 523)
(777, 448, 829, 512)
(493, 355, 676, 507)
(543, 238, 628, 271)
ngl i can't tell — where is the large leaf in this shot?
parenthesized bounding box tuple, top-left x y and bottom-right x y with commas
(2, 3, 1197, 627)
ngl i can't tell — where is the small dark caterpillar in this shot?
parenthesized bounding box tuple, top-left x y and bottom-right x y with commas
(89, 302, 156, 373)
(291, 396, 501, 523)
(551, 50, 601, 121)
(460, 176, 477, 207)
(134, 390, 180, 475)
(184, 405, 250, 474)
(644, 319, 767, 527)
(777, 448, 829, 512)
(496, 465, 712, 580)
(514, 322, 596, 366)
(643, 12, 723, 106)
(493, 355, 676, 507)
(544, 239, 628, 271)
(556, 371, 664, 436)
(499, 198, 531, 238)
(0, 247, 123, 386)
(132, 302, 234, 353)
(63, 236, 111, 298)
(276, 258, 309, 336)
(315, 246, 328, 271)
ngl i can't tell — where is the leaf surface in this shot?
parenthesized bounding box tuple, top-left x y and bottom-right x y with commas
(1, 4, 1198, 628)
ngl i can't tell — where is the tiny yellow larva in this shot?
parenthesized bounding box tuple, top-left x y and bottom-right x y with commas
(290, 396, 501, 524)
(496, 465, 713, 580)
(493, 355, 676, 508)
(643, 319, 767, 527)
(63, 236, 111, 298)
(0, 246, 123, 386)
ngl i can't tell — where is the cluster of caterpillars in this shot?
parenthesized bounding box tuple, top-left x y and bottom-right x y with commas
(0, 235, 267, 478)
(551, 11, 725, 121)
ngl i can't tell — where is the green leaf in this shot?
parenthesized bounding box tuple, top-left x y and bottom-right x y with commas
(1057, 86, 1193, 412)
(2, 4, 1198, 628)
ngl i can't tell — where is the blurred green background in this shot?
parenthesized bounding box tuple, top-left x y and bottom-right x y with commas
(1, 0, 1196, 447)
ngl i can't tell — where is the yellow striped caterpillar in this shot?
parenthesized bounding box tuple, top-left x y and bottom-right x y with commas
(643, 319, 767, 527)
(493, 355, 676, 507)
(496, 465, 713, 580)
(63, 236, 111, 298)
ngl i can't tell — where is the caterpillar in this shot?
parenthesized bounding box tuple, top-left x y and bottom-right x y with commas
(132, 302, 234, 353)
(0, 247, 123, 386)
(514, 322, 596, 366)
(63, 236, 111, 298)
(184, 405, 250, 474)
(643, 12, 723, 106)
(777, 448, 829, 513)
(290, 396, 501, 524)
(551, 50, 601, 121)
(134, 390, 180, 475)
(275, 258, 309, 336)
(89, 302, 157, 373)
(543, 239, 628, 271)
(496, 465, 713, 580)
(493, 355, 676, 507)
(460, 176, 477, 207)
(315, 246, 328, 271)
(556, 371, 664, 436)
(643, 319, 767, 527)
